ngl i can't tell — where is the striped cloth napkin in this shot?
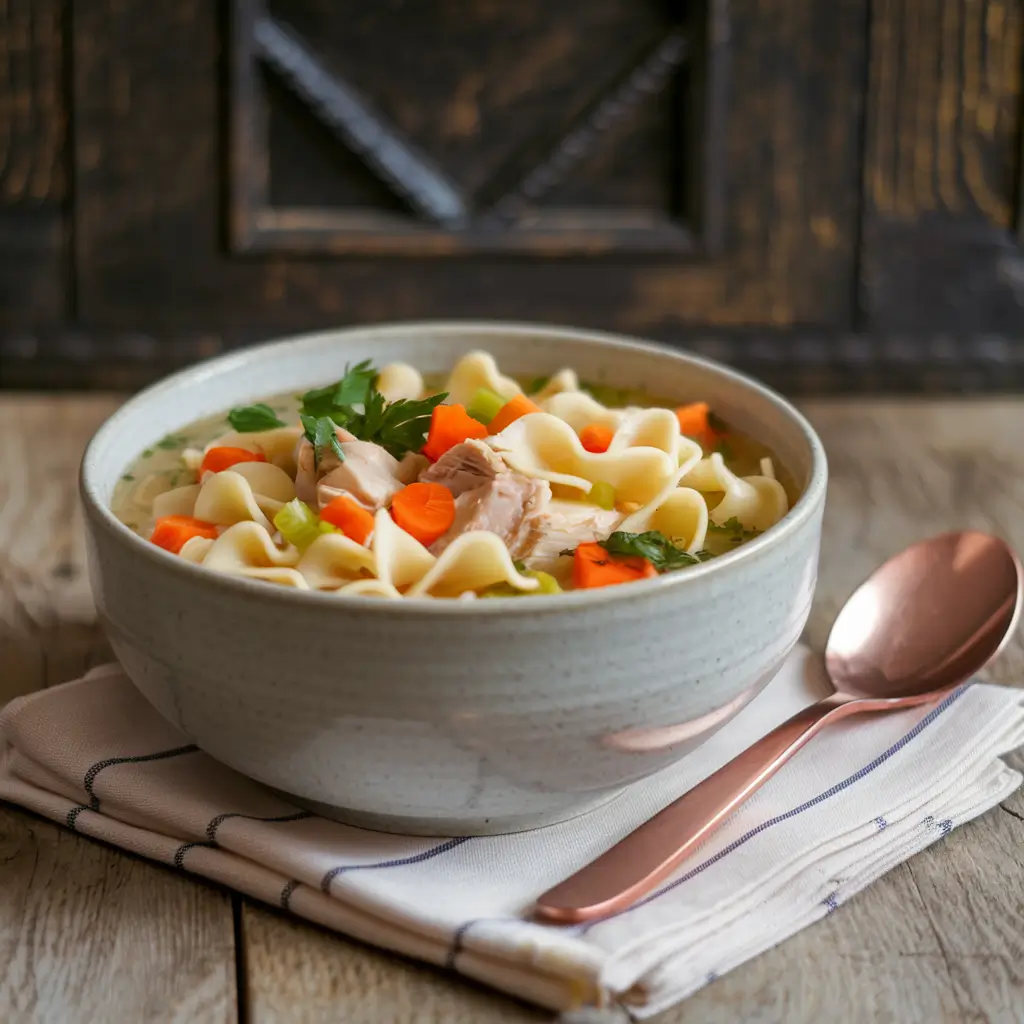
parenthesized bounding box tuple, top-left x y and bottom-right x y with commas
(2, 646, 1022, 1018)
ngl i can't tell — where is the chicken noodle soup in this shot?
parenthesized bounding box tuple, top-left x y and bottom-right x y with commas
(112, 352, 795, 598)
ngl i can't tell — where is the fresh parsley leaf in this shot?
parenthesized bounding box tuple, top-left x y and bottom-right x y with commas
(598, 531, 711, 573)
(346, 391, 447, 459)
(558, 548, 576, 558)
(299, 360, 377, 419)
(300, 414, 345, 466)
(156, 433, 186, 450)
(141, 448, 154, 458)
(528, 376, 550, 394)
(513, 559, 527, 572)
(120, 473, 134, 482)
(706, 517, 760, 544)
(227, 402, 285, 432)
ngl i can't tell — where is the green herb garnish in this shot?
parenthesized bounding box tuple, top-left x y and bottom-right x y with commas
(528, 375, 550, 394)
(120, 473, 134, 482)
(299, 360, 377, 418)
(228, 402, 285, 432)
(298, 360, 447, 461)
(156, 434, 186, 450)
(598, 531, 713, 573)
(142, 448, 154, 458)
(706, 517, 760, 544)
(300, 414, 345, 466)
(345, 391, 447, 459)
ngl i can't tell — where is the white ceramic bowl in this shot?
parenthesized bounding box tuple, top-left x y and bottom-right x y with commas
(81, 322, 827, 836)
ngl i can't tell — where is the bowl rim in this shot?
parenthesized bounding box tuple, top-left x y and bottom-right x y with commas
(80, 319, 828, 615)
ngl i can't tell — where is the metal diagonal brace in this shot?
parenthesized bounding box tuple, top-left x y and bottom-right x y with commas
(254, 17, 470, 227)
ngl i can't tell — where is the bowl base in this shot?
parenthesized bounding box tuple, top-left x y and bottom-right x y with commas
(275, 787, 627, 837)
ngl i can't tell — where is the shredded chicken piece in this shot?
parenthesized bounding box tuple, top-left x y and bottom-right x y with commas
(296, 432, 403, 511)
(430, 475, 550, 559)
(418, 439, 508, 497)
(524, 500, 624, 577)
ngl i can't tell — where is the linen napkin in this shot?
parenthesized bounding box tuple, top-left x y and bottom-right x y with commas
(2, 646, 1023, 1019)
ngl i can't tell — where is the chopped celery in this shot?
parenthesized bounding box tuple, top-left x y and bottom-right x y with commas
(466, 387, 506, 426)
(589, 481, 616, 511)
(274, 499, 323, 550)
(319, 520, 338, 534)
(480, 570, 562, 598)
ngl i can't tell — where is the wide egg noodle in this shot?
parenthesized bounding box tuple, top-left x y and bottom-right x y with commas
(199, 426, 304, 475)
(683, 453, 789, 533)
(619, 487, 710, 552)
(539, 391, 626, 433)
(334, 578, 403, 599)
(152, 484, 201, 519)
(405, 531, 540, 598)
(443, 351, 521, 407)
(488, 412, 678, 505)
(531, 368, 579, 401)
(193, 466, 295, 531)
(376, 362, 424, 403)
(370, 509, 436, 590)
(296, 533, 377, 591)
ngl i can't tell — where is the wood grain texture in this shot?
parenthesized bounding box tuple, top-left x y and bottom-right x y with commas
(0, 0, 67, 324)
(860, 0, 1024, 332)
(0, 807, 236, 1023)
(0, 394, 237, 1024)
(75, 0, 865, 331)
(3, 394, 1024, 1023)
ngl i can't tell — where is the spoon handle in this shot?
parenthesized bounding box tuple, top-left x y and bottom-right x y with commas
(534, 696, 859, 924)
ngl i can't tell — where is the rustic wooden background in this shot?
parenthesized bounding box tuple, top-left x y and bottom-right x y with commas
(1, 0, 1023, 392)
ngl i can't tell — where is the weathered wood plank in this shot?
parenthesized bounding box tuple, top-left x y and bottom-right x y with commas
(860, 0, 1024, 332)
(0, 807, 236, 1023)
(75, 0, 866, 331)
(240, 902, 548, 1024)
(3, 395, 1024, 1022)
(0, 0, 68, 325)
(0, 394, 238, 1023)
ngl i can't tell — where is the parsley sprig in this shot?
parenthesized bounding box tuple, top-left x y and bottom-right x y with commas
(598, 531, 713, 573)
(298, 360, 447, 464)
(227, 403, 285, 432)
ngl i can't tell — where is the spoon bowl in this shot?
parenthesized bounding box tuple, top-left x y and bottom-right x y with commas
(826, 530, 1023, 698)
(535, 531, 1023, 923)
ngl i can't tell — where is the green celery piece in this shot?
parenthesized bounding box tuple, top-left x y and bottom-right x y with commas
(466, 387, 506, 426)
(274, 499, 323, 551)
(589, 481, 616, 511)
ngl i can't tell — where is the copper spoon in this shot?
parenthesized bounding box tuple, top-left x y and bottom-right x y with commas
(535, 530, 1023, 924)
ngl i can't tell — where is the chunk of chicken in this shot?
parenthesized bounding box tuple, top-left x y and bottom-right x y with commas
(430, 475, 551, 559)
(524, 499, 624, 576)
(317, 441, 405, 511)
(419, 439, 508, 497)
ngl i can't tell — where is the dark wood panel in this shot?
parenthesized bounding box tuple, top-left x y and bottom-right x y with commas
(0, 0, 67, 325)
(5, 327, 1024, 396)
(860, 0, 1024, 333)
(74, 0, 867, 332)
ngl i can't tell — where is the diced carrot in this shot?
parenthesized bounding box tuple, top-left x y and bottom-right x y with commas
(320, 494, 375, 545)
(579, 423, 614, 454)
(488, 393, 541, 435)
(390, 482, 456, 547)
(422, 404, 488, 462)
(150, 515, 219, 554)
(572, 541, 657, 589)
(199, 446, 266, 476)
(675, 402, 712, 441)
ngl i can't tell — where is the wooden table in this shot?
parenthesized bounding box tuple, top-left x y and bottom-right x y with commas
(3, 394, 1024, 1023)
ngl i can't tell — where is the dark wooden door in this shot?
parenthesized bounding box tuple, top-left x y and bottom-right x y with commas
(72, 0, 865, 339)
(4, 0, 1024, 390)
